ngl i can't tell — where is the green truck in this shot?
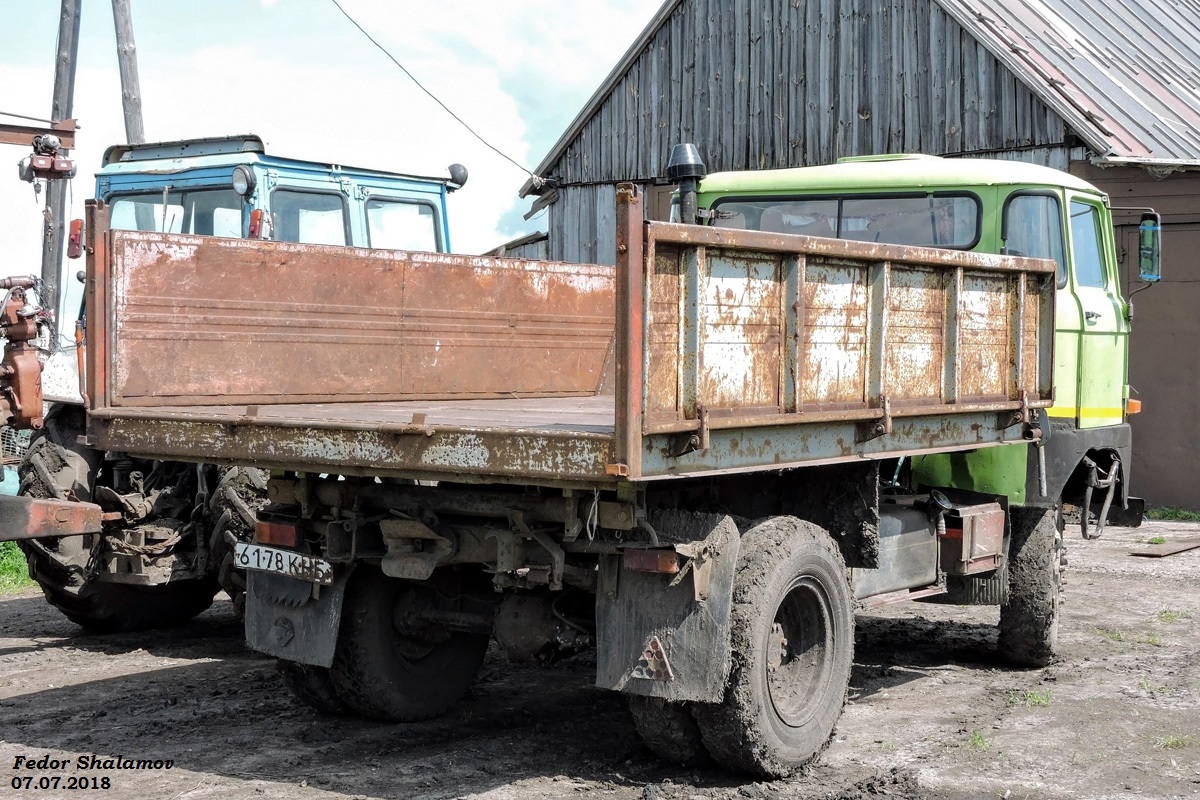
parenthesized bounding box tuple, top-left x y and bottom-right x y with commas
(0, 143, 1157, 777)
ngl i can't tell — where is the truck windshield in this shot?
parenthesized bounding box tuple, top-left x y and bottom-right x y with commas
(110, 188, 242, 237)
(712, 194, 979, 249)
(366, 199, 439, 252)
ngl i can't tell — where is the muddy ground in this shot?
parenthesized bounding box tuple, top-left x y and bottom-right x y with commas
(1, 520, 1197, 800)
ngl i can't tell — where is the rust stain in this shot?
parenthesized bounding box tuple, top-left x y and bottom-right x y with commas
(107, 230, 616, 407)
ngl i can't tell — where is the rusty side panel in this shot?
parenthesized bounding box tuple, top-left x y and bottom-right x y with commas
(958, 272, 1013, 401)
(634, 221, 1056, 475)
(883, 267, 944, 404)
(645, 245, 683, 422)
(102, 227, 614, 407)
(700, 249, 782, 410)
(801, 262, 869, 407)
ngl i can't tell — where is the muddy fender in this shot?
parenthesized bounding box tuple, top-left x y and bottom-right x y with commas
(595, 511, 740, 704)
(245, 568, 351, 668)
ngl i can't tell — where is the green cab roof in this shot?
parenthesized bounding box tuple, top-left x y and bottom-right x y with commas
(698, 154, 1103, 197)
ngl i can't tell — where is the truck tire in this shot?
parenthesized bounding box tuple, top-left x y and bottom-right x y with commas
(627, 696, 707, 766)
(17, 407, 217, 633)
(692, 517, 854, 778)
(330, 566, 490, 722)
(207, 466, 268, 616)
(277, 660, 350, 715)
(998, 505, 1062, 667)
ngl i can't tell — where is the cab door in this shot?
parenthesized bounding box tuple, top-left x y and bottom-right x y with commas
(1067, 196, 1128, 428)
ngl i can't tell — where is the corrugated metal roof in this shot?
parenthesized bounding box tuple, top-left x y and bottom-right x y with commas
(937, 0, 1200, 165)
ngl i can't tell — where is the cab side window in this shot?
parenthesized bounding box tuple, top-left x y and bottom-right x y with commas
(271, 190, 348, 245)
(366, 199, 439, 252)
(1002, 193, 1065, 285)
(1069, 201, 1107, 288)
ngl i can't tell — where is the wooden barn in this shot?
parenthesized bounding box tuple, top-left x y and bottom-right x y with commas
(511, 0, 1200, 509)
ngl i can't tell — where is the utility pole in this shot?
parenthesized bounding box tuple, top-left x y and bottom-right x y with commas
(40, 0, 82, 321)
(111, 0, 145, 145)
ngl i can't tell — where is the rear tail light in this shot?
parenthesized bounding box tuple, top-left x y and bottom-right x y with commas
(255, 520, 299, 547)
(248, 209, 271, 240)
(623, 549, 681, 574)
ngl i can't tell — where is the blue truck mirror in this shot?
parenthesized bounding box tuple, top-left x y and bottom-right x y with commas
(1139, 212, 1161, 282)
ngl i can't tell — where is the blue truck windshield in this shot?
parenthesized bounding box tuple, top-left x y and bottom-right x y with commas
(110, 189, 242, 237)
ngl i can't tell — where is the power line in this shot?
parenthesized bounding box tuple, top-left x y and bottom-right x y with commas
(0, 111, 57, 124)
(327, 0, 542, 186)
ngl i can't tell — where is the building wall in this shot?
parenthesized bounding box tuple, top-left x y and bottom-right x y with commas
(545, 0, 1076, 264)
(1072, 162, 1200, 509)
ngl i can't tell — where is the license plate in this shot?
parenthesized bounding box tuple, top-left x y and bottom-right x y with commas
(234, 543, 333, 585)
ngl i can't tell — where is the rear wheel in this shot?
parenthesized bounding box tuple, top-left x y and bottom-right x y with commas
(18, 406, 218, 633)
(277, 660, 350, 715)
(999, 505, 1062, 667)
(329, 567, 491, 721)
(693, 517, 854, 778)
(627, 696, 707, 766)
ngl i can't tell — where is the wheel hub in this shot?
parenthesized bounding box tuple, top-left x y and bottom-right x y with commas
(766, 576, 835, 728)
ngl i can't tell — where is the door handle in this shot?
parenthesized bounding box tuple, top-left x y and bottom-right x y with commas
(1085, 310, 1101, 322)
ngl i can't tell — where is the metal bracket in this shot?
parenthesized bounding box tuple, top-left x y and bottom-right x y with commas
(379, 517, 453, 581)
(1005, 389, 1033, 430)
(668, 406, 711, 458)
(857, 395, 892, 443)
(671, 540, 715, 602)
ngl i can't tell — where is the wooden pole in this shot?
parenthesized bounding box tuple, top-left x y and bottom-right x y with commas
(111, 0, 145, 145)
(40, 0, 82, 318)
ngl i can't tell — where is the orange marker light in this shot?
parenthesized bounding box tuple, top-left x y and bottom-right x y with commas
(255, 520, 299, 547)
(1126, 398, 1143, 415)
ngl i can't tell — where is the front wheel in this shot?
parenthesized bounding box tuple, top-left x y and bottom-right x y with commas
(998, 505, 1062, 667)
(329, 567, 491, 722)
(693, 517, 854, 778)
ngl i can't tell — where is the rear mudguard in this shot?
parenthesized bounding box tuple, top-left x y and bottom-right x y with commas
(244, 568, 352, 668)
(594, 511, 740, 704)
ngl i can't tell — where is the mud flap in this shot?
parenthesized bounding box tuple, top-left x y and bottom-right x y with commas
(594, 512, 740, 704)
(244, 568, 350, 668)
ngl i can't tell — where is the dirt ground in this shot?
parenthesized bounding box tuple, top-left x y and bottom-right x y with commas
(1, 520, 1197, 800)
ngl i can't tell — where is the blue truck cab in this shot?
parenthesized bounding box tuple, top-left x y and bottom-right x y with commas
(95, 134, 462, 250)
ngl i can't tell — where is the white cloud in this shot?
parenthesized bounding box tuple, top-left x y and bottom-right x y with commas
(1, 0, 663, 280)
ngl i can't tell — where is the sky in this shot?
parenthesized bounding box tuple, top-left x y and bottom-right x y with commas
(0, 0, 664, 275)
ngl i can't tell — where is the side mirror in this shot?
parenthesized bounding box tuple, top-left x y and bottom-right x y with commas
(1138, 212, 1161, 282)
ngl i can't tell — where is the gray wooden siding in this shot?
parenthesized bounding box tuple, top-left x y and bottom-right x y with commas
(541, 0, 1079, 264)
(549, 0, 1068, 188)
(548, 183, 621, 264)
